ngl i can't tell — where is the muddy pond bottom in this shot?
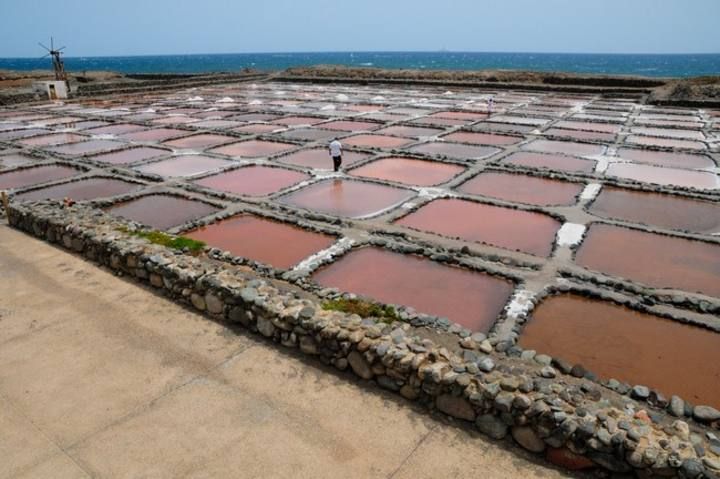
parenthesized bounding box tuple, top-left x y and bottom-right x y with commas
(519, 294, 720, 409)
(184, 214, 336, 269)
(106, 195, 218, 230)
(279, 179, 414, 218)
(312, 247, 514, 332)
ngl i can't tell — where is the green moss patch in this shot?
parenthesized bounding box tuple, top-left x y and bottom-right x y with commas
(116, 226, 206, 253)
(322, 297, 399, 322)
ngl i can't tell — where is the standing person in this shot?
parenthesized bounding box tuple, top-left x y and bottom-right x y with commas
(329, 138, 343, 172)
(487, 96, 495, 113)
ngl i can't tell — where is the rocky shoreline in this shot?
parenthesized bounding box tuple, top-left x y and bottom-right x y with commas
(7, 200, 720, 478)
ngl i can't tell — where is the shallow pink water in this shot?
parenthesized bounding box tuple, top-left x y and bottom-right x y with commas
(0, 165, 80, 190)
(375, 125, 445, 138)
(408, 142, 500, 160)
(276, 148, 368, 169)
(396, 198, 561, 256)
(90, 147, 169, 165)
(576, 224, 720, 297)
(16, 177, 140, 201)
(441, 131, 523, 146)
(606, 163, 719, 189)
(343, 135, 415, 149)
(45, 140, 124, 156)
(87, 124, 148, 135)
(279, 179, 415, 218)
(163, 134, 236, 150)
(134, 155, 232, 177)
(458, 172, 583, 206)
(588, 186, 720, 234)
(312, 247, 513, 332)
(107, 195, 219, 230)
(350, 157, 464, 186)
(19, 133, 87, 146)
(194, 165, 308, 196)
(232, 124, 280, 134)
(523, 139, 605, 157)
(319, 120, 380, 132)
(502, 152, 596, 173)
(184, 214, 336, 269)
(616, 148, 715, 169)
(210, 140, 297, 158)
(120, 128, 188, 142)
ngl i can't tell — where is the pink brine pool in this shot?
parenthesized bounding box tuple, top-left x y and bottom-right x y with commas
(396, 198, 561, 257)
(343, 135, 415, 149)
(458, 172, 583, 206)
(606, 163, 719, 189)
(134, 155, 232, 177)
(184, 214, 336, 269)
(163, 134, 235, 150)
(0, 165, 81, 190)
(90, 147, 169, 165)
(576, 224, 720, 297)
(502, 152, 596, 173)
(408, 142, 500, 160)
(210, 140, 297, 158)
(194, 166, 308, 196)
(279, 179, 415, 218)
(523, 139, 605, 157)
(16, 177, 140, 201)
(276, 148, 368, 169)
(441, 131, 523, 146)
(312, 247, 514, 332)
(350, 157, 464, 186)
(107, 195, 219, 230)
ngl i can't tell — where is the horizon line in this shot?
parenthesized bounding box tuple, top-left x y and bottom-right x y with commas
(2, 49, 720, 60)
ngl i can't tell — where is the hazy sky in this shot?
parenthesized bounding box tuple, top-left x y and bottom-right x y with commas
(1, 0, 719, 57)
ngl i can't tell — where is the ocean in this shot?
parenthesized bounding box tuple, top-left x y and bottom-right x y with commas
(1, 52, 719, 78)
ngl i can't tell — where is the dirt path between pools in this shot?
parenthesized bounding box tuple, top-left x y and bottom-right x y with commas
(0, 224, 583, 479)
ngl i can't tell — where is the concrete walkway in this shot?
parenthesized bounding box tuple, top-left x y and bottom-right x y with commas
(0, 224, 578, 479)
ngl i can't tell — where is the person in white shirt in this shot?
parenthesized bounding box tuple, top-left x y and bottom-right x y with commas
(329, 138, 343, 172)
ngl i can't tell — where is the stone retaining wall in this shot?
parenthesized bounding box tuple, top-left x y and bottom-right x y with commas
(7, 201, 720, 479)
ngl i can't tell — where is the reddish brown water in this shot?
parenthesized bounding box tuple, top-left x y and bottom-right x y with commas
(343, 134, 415, 149)
(279, 179, 415, 218)
(519, 294, 720, 409)
(442, 132, 523, 146)
(606, 163, 719, 189)
(524, 140, 605, 157)
(89, 147, 169, 165)
(107, 195, 219, 230)
(553, 121, 620, 133)
(120, 128, 187, 142)
(270, 116, 325, 126)
(232, 124, 280, 134)
(19, 133, 87, 146)
(0, 165, 80, 190)
(430, 111, 486, 121)
(16, 177, 140, 202)
(408, 142, 499, 160)
(576, 224, 720, 297)
(184, 214, 336, 269)
(588, 186, 720, 234)
(375, 125, 445, 138)
(280, 128, 339, 141)
(458, 172, 583, 206)
(319, 120, 380, 132)
(276, 148, 368, 169)
(502, 152, 596, 173)
(87, 124, 147, 135)
(134, 155, 231, 177)
(45, 140, 124, 156)
(312, 247, 513, 332)
(0, 154, 35, 169)
(625, 136, 706, 151)
(350, 157, 464, 186)
(616, 148, 715, 169)
(544, 129, 616, 142)
(396, 198, 561, 256)
(210, 140, 297, 158)
(194, 166, 308, 196)
(0, 129, 51, 141)
(162, 134, 235, 150)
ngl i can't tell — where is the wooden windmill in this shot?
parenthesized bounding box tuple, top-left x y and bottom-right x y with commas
(39, 37, 68, 83)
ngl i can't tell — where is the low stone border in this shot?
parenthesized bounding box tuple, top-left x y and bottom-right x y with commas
(8, 200, 720, 478)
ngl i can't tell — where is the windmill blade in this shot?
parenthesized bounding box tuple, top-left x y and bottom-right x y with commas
(38, 42, 50, 51)
(40, 53, 51, 59)
(50, 36, 54, 50)
(57, 46, 66, 52)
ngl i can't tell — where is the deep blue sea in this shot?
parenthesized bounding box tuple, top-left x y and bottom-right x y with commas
(1, 52, 719, 78)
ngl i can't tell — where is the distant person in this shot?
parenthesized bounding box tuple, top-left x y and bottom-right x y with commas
(488, 96, 495, 113)
(329, 138, 343, 172)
